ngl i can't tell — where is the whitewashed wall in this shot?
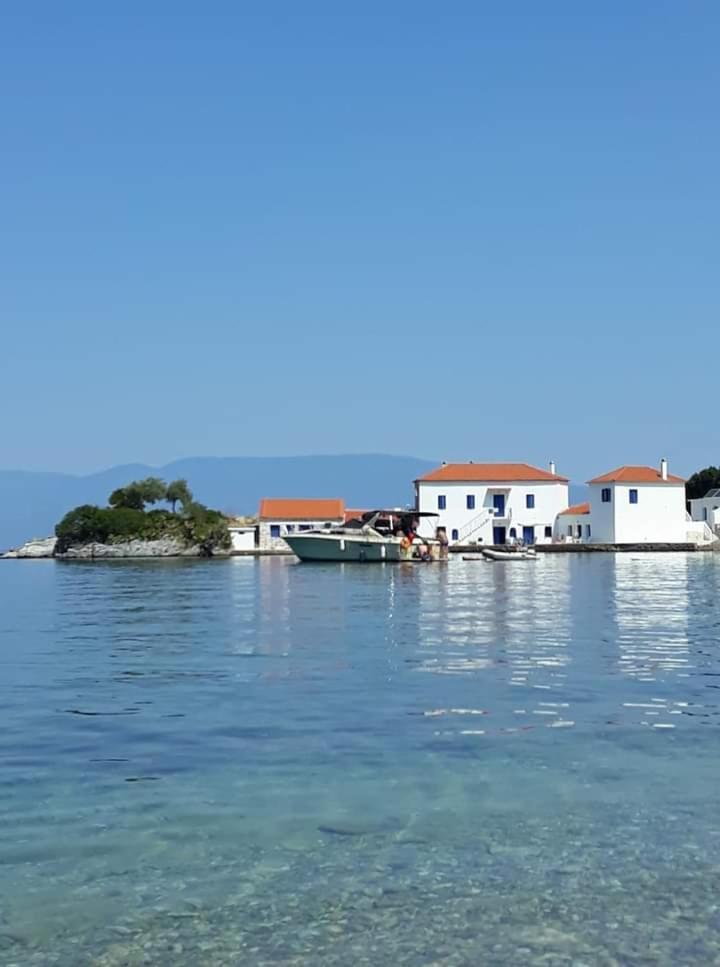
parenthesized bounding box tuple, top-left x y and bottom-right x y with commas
(228, 527, 256, 552)
(258, 518, 343, 551)
(589, 483, 687, 543)
(416, 480, 568, 545)
(554, 513, 591, 542)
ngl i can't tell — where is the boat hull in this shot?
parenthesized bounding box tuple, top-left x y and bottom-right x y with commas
(481, 548, 537, 561)
(284, 534, 404, 562)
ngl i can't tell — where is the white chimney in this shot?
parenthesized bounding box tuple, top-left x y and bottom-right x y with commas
(549, 460, 556, 476)
(660, 457, 668, 480)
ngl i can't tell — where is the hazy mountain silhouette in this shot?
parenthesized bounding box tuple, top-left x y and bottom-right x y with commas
(0, 455, 434, 549)
(0, 455, 588, 550)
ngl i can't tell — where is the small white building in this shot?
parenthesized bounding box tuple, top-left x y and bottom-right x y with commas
(586, 460, 688, 544)
(227, 525, 256, 553)
(554, 502, 591, 543)
(258, 498, 345, 551)
(415, 462, 569, 546)
(689, 489, 720, 536)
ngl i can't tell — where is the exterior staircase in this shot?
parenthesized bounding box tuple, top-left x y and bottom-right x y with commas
(452, 507, 508, 545)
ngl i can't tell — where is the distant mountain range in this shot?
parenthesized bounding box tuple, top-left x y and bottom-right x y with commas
(0, 455, 588, 551)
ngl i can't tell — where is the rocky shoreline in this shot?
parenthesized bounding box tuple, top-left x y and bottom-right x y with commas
(1, 536, 230, 560)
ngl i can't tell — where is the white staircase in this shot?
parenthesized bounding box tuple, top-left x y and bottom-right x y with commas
(452, 507, 506, 545)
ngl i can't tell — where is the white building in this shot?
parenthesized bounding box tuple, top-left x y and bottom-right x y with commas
(258, 498, 345, 551)
(586, 460, 689, 544)
(227, 525, 256, 553)
(415, 462, 569, 546)
(689, 489, 720, 536)
(554, 502, 591, 543)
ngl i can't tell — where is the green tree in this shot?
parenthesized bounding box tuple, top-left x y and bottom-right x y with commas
(686, 466, 720, 501)
(166, 478, 193, 513)
(55, 505, 110, 551)
(109, 477, 167, 510)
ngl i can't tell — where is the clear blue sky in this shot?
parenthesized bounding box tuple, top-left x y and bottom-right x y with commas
(2, 1, 718, 481)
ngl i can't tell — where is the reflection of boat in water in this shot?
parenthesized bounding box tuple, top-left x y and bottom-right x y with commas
(284, 510, 443, 562)
(481, 546, 537, 561)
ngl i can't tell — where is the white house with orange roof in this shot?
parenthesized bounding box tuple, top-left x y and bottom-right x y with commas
(586, 459, 690, 544)
(415, 461, 569, 546)
(554, 502, 592, 542)
(258, 498, 346, 551)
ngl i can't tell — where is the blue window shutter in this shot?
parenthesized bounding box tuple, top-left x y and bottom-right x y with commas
(629, 489, 638, 504)
(451, 529, 459, 541)
(270, 524, 281, 539)
(466, 494, 475, 510)
(526, 494, 535, 509)
(438, 495, 446, 510)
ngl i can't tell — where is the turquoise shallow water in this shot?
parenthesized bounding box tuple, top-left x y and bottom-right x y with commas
(1, 554, 720, 966)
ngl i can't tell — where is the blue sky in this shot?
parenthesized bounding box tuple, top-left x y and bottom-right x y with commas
(2, 1, 718, 481)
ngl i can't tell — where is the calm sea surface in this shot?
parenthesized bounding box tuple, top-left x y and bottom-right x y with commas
(2, 554, 720, 966)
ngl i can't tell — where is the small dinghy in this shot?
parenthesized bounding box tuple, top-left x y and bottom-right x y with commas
(481, 547, 537, 562)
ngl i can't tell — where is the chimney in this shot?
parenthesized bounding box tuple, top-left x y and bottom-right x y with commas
(660, 457, 668, 481)
(441, 460, 447, 466)
(549, 460, 556, 476)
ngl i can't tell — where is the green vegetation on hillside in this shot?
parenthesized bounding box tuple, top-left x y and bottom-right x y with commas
(55, 478, 231, 555)
(686, 466, 720, 502)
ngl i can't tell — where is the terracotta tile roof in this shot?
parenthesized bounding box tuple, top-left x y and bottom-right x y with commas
(417, 462, 569, 483)
(259, 498, 345, 521)
(558, 502, 591, 516)
(588, 466, 685, 485)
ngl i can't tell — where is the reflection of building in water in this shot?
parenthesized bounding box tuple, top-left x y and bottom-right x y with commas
(612, 554, 691, 681)
(410, 557, 575, 730)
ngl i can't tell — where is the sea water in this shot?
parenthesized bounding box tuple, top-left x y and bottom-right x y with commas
(1, 554, 719, 965)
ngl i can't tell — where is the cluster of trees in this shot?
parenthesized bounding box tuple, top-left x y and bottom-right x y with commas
(55, 477, 230, 555)
(686, 467, 720, 502)
(109, 477, 193, 513)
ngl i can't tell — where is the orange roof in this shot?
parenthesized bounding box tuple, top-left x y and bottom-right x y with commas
(559, 502, 591, 516)
(259, 498, 345, 521)
(417, 462, 568, 483)
(588, 466, 685, 485)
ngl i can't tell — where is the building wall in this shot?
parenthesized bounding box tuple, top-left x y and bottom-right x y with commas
(228, 527, 256, 552)
(258, 518, 343, 551)
(554, 513, 592, 542)
(588, 486, 616, 542)
(589, 483, 687, 543)
(689, 497, 720, 529)
(416, 480, 568, 545)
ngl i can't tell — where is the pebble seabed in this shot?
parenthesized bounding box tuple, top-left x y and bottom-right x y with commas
(5, 802, 720, 967)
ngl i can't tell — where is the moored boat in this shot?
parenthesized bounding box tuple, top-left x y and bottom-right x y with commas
(481, 547, 537, 561)
(284, 510, 443, 563)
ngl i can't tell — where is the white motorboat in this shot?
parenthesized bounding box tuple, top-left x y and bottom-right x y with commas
(284, 510, 443, 563)
(481, 547, 538, 562)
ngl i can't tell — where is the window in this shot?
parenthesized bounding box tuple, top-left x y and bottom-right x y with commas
(451, 529, 459, 541)
(270, 524, 281, 539)
(586, 524, 592, 538)
(509, 527, 517, 538)
(629, 489, 638, 505)
(466, 494, 475, 510)
(438, 495, 446, 510)
(299, 524, 312, 531)
(544, 526, 552, 538)
(601, 488, 612, 503)
(286, 524, 295, 533)
(526, 494, 535, 509)
(577, 524, 582, 538)
(567, 525, 573, 536)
